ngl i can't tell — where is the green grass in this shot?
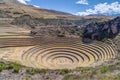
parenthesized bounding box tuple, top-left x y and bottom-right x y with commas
(0, 62, 22, 73)
(8, 63, 22, 73)
(100, 66, 109, 73)
(0, 63, 7, 72)
(63, 74, 81, 80)
(115, 74, 120, 80)
(96, 74, 120, 80)
(78, 67, 91, 73)
(26, 68, 47, 75)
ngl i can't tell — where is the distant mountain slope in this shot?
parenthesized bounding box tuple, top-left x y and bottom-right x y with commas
(0, 0, 21, 5)
(88, 14, 120, 17)
(0, 0, 115, 38)
(0, 0, 77, 19)
(0, 0, 112, 20)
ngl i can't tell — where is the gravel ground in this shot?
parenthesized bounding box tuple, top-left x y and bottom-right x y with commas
(0, 70, 64, 80)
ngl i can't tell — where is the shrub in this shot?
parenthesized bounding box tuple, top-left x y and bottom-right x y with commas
(25, 77, 31, 80)
(60, 69, 70, 75)
(0, 65, 6, 72)
(100, 66, 109, 73)
(7, 63, 22, 73)
(12, 64, 21, 73)
(0, 62, 22, 73)
(13, 66, 20, 73)
(26, 68, 36, 75)
(0, 62, 12, 72)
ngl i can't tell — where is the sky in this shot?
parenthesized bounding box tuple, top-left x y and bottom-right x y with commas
(17, 0, 120, 16)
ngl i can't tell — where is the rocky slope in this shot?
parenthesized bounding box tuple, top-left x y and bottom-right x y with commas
(11, 14, 113, 37)
(83, 17, 120, 40)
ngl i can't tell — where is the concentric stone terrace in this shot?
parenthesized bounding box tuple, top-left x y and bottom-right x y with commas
(0, 38, 118, 69)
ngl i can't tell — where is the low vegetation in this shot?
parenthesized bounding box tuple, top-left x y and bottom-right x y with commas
(59, 69, 70, 75)
(100, 66, 109, 73)
(25, 77, 31, 80)
(26, 68, 47, 75)
(63, 74, 81, 80)
(0, 62, 22, 73)
(0, 52, 120, 79)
